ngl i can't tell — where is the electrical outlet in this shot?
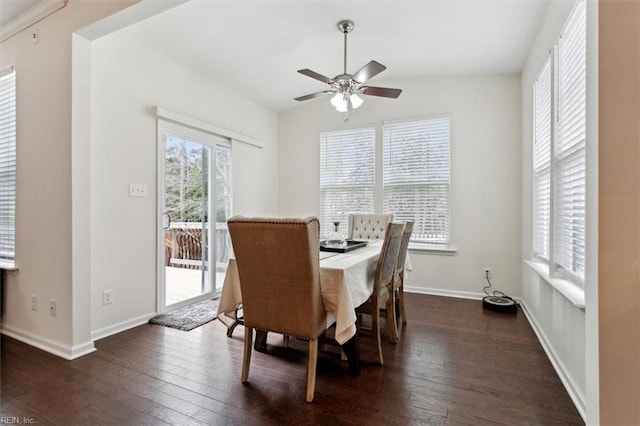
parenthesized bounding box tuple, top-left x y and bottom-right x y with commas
(31, 295, 38, 311)
(128, 183, 148, 197)
(49, 300, 56, 316)
(103, 289, 113, 305)
(483, 267, 491, 279)
(32, 28, 39, 44)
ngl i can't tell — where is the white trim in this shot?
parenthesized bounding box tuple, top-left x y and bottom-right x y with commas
(408, 244, 456, 256)
(152, 105, 263, 148)
(0, 0, 67, 43)
(91, 312, 157, 342)
(0, 261, 18, 271)
(319, 121, 377, 135)
(525, 260, 585, 308)
(583, 1, 599, 422)
(0, 66, 15, 79)
(382, 112, 452, 127)
(520, 300, 587, 422)
(1, 324, 96, 360)
(404, 285, 486, 301)
(156, 123, 167, 314)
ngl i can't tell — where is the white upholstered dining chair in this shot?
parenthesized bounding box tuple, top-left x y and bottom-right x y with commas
(392, 220, 413, 339)
(347, 213, 393, 240)
(355, 222, 404, 365)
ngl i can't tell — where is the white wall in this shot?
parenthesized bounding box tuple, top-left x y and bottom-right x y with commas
(88, 31, 279, 336)
(0, 0, 138, 359)
(519, 1, 593, 421)
(279, 74, 522, 298)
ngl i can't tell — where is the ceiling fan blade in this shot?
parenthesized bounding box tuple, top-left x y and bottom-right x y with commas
(294, 90, 334, 102)
(352, 60, 387, 84)
(297, 69, 334, 84)
(361, 86, 403, 99)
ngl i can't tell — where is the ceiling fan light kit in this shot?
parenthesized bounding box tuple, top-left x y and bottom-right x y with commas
(295, 19, 402, 118)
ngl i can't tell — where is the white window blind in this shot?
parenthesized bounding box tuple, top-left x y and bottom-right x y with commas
(555, 0, 586, 283)
(383, 115, 450, 244)
(0, 66, 16, 266)
(533, 58, 552, 260)
(531, 0, 586, 287)
(320, 127, 375, 237)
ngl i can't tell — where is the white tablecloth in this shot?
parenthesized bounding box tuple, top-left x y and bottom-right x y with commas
(216, 241, 383, 344)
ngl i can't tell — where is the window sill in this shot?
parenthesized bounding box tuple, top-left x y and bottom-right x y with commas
(0, 260, 18, 271)
(525, 260, 585, 309)
(408, 243, 456, 256)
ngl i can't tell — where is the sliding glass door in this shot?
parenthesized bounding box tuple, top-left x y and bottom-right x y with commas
(158, 122, 231, 312)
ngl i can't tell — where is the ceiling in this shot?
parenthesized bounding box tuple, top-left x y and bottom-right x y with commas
(120, 0, 550, 112)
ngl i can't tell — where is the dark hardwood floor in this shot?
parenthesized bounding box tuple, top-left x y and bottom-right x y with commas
(0, 294, 583, 425)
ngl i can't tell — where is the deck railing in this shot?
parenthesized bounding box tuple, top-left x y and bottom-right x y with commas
(165, 222, 230, 271)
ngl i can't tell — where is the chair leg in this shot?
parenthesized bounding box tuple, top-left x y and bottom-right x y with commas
(372, 302, 384, 366)
(386, 295, 399, 344)
(399, 274, 407, 324)
(306, 339, 319, 402)
(283, 334, 290, 347)
(241, 327, 253, 383)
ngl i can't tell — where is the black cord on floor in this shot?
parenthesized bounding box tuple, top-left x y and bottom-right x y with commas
(483, 275, 519, 307)
(483, 275, 506, 297)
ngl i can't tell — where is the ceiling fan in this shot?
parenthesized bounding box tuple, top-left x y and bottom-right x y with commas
(294, 20, 402, 112)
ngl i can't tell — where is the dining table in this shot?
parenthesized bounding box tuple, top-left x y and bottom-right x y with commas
(216, 239, 384, 374)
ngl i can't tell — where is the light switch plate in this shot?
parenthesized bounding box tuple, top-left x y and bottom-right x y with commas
(103, 289, 113, 305)
(129, 183, 148, 197)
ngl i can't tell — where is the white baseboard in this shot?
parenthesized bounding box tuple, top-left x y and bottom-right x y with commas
(2, 311, 158, 359)
(519, 301, 586, 422)
(404, 286, 526, 305)
(1, 325, 96, 360)
(90, 312, 157, 342)
(404, 285, 485, 300)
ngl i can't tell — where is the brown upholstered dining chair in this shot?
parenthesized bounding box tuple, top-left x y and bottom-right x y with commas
(356, 222, 404, 365)
(227, 216, 331, 403)
(393, 220, 413, 339)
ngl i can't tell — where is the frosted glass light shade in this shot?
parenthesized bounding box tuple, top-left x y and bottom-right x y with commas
(330, 92, 362, 112)
(350, 93, 363, 109)
(331, 93, 348, 112)
(331, 93, 344, 108)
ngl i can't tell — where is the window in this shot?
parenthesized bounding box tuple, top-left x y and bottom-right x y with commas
(555, 0, 586, 283)
(533, 59, 551, 260)
(383, 116, 451, 244)
(532, 0, 586, 285)
(0, 66, 16, 268)
(319, 115, 451, 245)
(320, 127, 375, 236)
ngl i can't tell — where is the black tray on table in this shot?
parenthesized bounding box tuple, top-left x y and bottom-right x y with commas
(319, 239, 368, 253)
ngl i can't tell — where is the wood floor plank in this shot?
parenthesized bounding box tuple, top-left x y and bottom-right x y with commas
(1, 294, 583, 425)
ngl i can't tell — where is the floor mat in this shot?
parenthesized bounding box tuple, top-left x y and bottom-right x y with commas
(148, 299, 219, 331)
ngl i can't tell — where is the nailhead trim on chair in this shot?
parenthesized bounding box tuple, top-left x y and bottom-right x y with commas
(350, 215, 393, 240)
